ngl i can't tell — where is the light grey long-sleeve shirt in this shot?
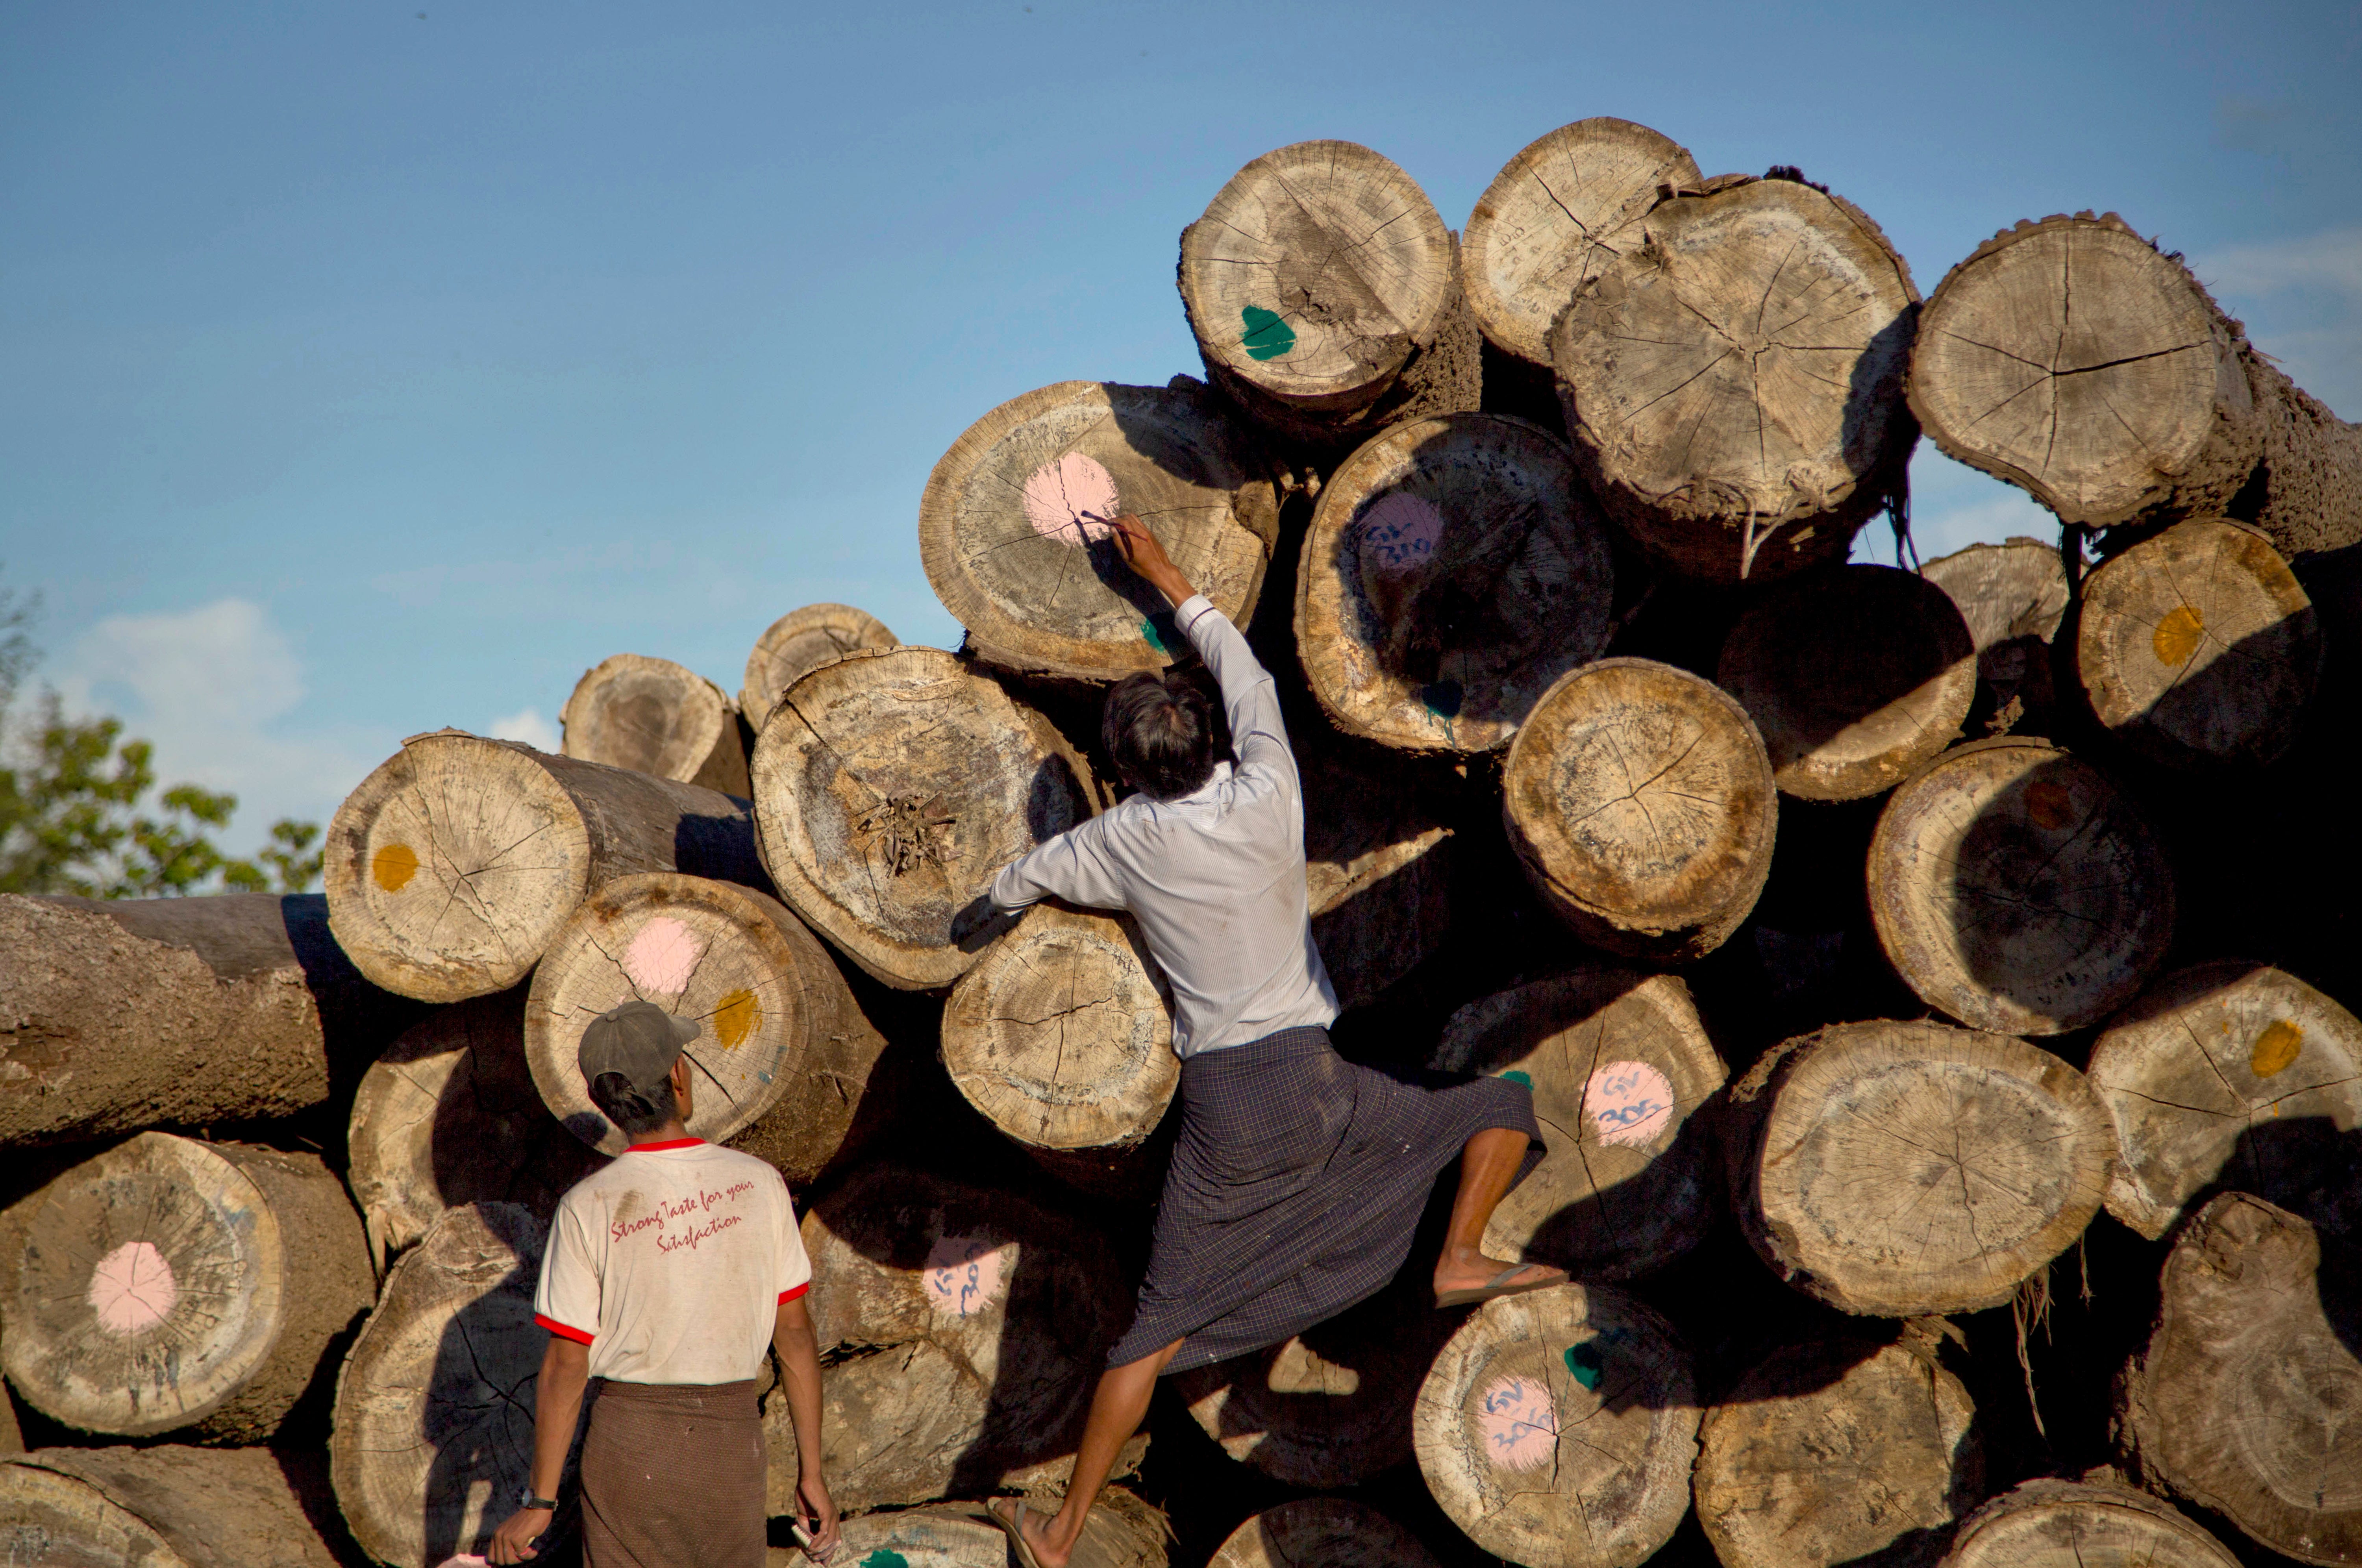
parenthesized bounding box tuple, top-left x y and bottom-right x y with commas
(988, 595, 1340, 1057)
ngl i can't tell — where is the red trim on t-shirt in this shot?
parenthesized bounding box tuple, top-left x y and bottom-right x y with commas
(778, 1283, 809, 1304)
(535, 1314, 595, 1345)
(627, 1137, 705, 1151)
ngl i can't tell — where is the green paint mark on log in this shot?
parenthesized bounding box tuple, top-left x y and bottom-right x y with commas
(1564, 1341, 1605, 1391)
(1141, 615, 1175, 653)
(861, 1552, 909, 1568)
(1500, 1070, 1534, 1089)
(1241, 306, 1296, 361)
(1421, 679, 1464, 719)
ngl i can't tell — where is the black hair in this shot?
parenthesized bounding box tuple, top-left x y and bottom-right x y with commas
(589, 1070, 679, 1137)
(1101, 671, 1216, 801)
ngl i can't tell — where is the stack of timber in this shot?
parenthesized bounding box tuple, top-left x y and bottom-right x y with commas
(12, 116, 2362, 1568)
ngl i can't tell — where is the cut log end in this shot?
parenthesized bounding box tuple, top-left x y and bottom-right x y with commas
(741, 604, 896, 731)
(2, 1446, 350, 1568)
(1209, 1500, 1442, 1568)
(1920, 537, 2070, 728)
(561, 652, 750, 796)
(1943, 1479, 2242, 1568)
(1301, 739, 1453, 1011)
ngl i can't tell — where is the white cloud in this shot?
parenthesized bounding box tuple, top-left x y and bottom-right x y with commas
(488, 706, 561, 751)
(52, 598, 389, 843)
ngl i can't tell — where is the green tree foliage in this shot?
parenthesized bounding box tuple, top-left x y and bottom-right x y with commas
(0, 575, 324, 898)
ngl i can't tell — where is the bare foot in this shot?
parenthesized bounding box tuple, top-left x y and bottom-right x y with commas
(1433, 1254, 1566, 1302)
(988, 1496, 1073, 1568)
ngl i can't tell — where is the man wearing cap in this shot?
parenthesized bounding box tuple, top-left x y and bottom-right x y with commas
(487, 999, 840, 1568)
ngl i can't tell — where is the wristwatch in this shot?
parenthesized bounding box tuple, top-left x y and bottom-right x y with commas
(518, 1488, 561, 1512)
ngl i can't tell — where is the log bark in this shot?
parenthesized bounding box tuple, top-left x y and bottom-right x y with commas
(1939, 1478, 2242, 1568)
(1912, 211, 2362, 558)
(1431, 970, 1725, 1281)
(1868, 737, 2175, 1035)
(1178, 141, 1480, 454)
(1299, 739, 1453, 1011)
(1919, 537, 2070, 732)
(330, 1202, 569, 1568)
(741, 604, 897, 731)
(1694, 1336, 1983, 1568)
(1414, 1284, 1698, 1568)
(1171, 1276, 1460, 1489)
(1717, 564, 1977, 800)
(918, 380, 1281, 683)
(0, 1446, 351, 1568)
(560, 652, 752, 797)
(522, 871, 889, 1180)
(0, 891, 419, 1148)
(2089, 959, 2362, 1241)
(2120, 1192, 2362, 1565)
(1208, 1499, 1442, 1568)
(1551, 173, 1920, 584)
(1294, 412, 1614, 753)
(0, 1134, 372, 1443)
(796, 1166, 1136, 1512)
(346, 987, 603, 1270)
(325, 730, 768, 1003)
(940, 905, 1177, 1192)
(748, 648, 1097, 991)
(2076, 516, 2324, 770)
(1502, 658, 1777, 961)
(1725, 1021, 2115, 1317)
(1463, 119, 1701, 381)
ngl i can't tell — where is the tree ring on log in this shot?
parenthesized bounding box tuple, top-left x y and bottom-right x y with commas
(919, 381, 1279, 682)
(1920, 537, 2069, 726)
(0, 1460, 189, 1566)
(1432, 970, 1725, 1281)
(1943, 1479, 2242, 1568)
(2077, 517, 2323, 770)
(1727, 1020, 2114, 1316)
(1414, 1283, 1698, 1568)
(1502, 658, 1777, 960)
(2089, 960, 2362, 1241)
(741, 604, 897, 732)
(1463, 118, 1701, 369)
(1208, 1499, 1442, 1568)
(560, 653, 749, 796)
(1868, 737, 2174, 1035)
(1718, 564, 1976, 800)
(1296, 413, 1613, 753)
(0, 1446, 352, 1568)
(748, 648, 1096, 990)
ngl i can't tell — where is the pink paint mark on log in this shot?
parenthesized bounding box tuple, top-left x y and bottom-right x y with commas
(1584, 1060, 1674, 1148)
(88, 1240, 176, 1336)
(1021, 453, 1121, 546)
(1357, 492, 1444, 574)
(437, 1558, 490, 1567)
(1476, 1374, 1558, 1471)
(623, 916, 705, 995)
(922, 1234, 1011, 1318)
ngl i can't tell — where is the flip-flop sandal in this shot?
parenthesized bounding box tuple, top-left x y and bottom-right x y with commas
(1435, 1263, 1566, 1310)
(987, 1498, 1054, 1568)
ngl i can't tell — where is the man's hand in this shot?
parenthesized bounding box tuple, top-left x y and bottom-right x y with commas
(1107, 515, 1196, 608)
(797, 1473, 841, 1561)
(487, 1505, 552, 1564)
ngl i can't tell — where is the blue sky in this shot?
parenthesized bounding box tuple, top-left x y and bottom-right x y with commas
(4, 1, 2356, 842)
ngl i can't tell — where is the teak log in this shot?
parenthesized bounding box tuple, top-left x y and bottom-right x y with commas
(0, 1446, 349, 1568)
(330, 1202, 568, 1568)
(1717, 564, 1976, 800)
(1209, 1500, 1442, 1568)
(2076, 516, 2323, 770)
(1552, 173, 1920, 583)
(0, 891, 417, 1148)
(1299, 738, 1453, 1010)
(788, 1492, 1168, 1568)
(325, 730, 768, 1003)
(1294, 412, 1613, 754)
(2120, 1192, 2362, 1565)
(524, 871, 887, 1181)
(1503, 658, 1777, 961)
(2089, 959, 2362, 1240)
(1414, 1284, 1698, 1568)
(1431, 970, 1725, 1281)
(560, 652, 752, 796)
(1868, 737, 2174, 1035)
(1940, 1478, 2241, 1568)
(748, 647, 1096, 991)
(1920, 537, 2070, 731)
(1727, 1020, 2114, 1317)
(1694, 1336, 1983, 1568)
(918, 380, 1280, 683)
(1178, 141, 1480, 453)
(741, 603, 897, 732)
(1, 1134, 371, 1442)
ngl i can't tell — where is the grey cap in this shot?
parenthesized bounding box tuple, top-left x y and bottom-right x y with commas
(578, 1000, 700, 1098)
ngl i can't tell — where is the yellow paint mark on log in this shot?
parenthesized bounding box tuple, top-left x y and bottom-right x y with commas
(2252, 1019, 2303, 1078)
(2153, 604, 2204, 666)
(713, 988, 760, 1049)
(372, 843, 420, 892)
(2025, 780, 2076, 831)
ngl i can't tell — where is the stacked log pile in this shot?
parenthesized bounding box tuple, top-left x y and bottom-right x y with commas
(6, 119, 2360, 1568)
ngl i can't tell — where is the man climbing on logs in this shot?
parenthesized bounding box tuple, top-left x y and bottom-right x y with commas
(960, 515, 1559, 1568)
(487, 1000, 840, 1567)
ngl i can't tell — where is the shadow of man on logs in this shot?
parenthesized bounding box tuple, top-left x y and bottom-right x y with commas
(420, 1251, 566, 1565)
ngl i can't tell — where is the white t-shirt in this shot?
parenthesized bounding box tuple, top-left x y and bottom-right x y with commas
(532, 1139, 811, 1385)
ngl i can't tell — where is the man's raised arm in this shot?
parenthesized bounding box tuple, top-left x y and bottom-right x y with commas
(1107, 516, 1290, 782)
